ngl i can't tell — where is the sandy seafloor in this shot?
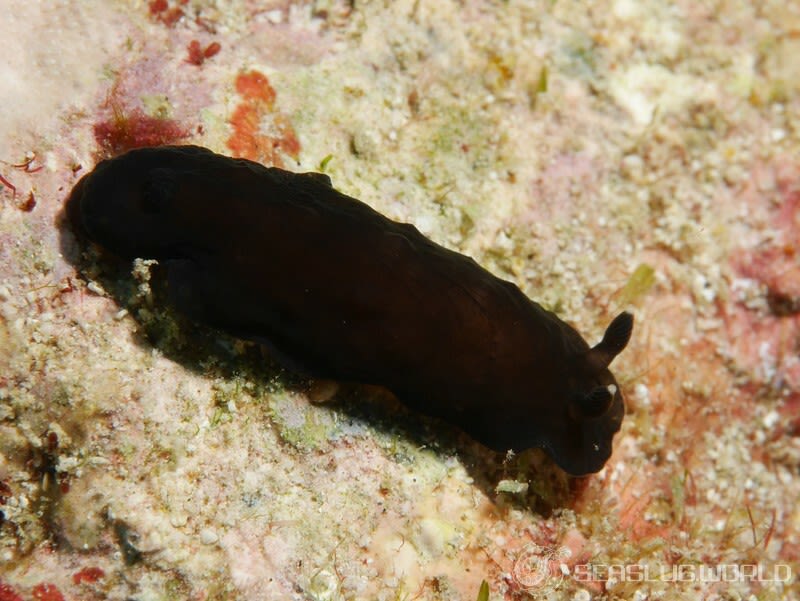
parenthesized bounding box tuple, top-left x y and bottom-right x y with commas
(1, 1, 799, 599)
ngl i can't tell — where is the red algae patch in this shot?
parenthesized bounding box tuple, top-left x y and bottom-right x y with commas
(92, 75, 192, 158)
(71, 566, 105, 584)
(729, 159, 800, 389)
(0, 583, 24, 601)
(186, 40, 221, 66)
(235, 70, 276, 103)
(734, 162, 800, 316)
(93, 105, 189, 158)
(147, 0, 186, 27)
(31, 583, 65, 601)
(227, 70, 301, 168)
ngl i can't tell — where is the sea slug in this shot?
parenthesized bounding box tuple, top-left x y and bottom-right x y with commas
(65, 145, 633, 475)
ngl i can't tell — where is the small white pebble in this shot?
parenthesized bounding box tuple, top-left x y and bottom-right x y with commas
(86, 281, 105, 296)
(622, 154, 643, 172)
(496, 479, 529, 494)
(199, 528, 219, 545)
(265, 9, 283, 23)
(114, 309, 129, 321)
(308, 569, 338, 601)
(171, 513, 189, 528)
(573, 589, 591, 601)
(634, 383, 650, 406)
(762, 410, 779, 429)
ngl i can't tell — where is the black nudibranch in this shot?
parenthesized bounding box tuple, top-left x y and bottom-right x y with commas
(65, 145, 633, 475)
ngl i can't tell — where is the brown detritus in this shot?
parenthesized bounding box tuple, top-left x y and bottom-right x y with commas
(10, 153, 44, 173)
(0, 480, 9, 529)
(745, 502, 758, 548)
(19, 191, 36, 212)
(26, 431, 68, 549)
(111, 518, 144, 565)
(408, 89, 420, 114)
(767, 288, 800, 316)
(763, 508, 777, 551)
(101, 507, 148, 566)
(0, 480, 10, 504)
